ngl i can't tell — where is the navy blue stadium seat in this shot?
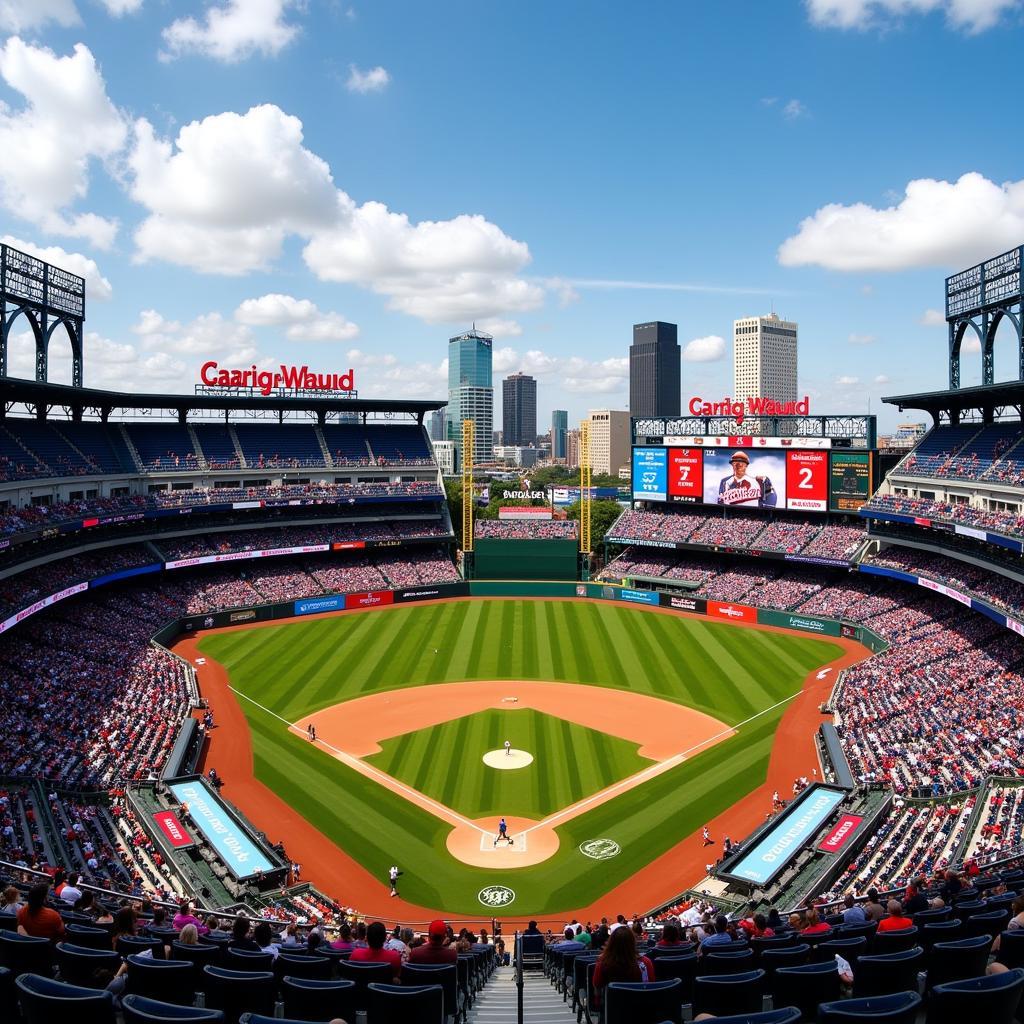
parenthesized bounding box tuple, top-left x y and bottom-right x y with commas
(221, 949, 273, 973)
(751, 934, 801, 957)
(280, 976, 357, 1022)
(919, 919, 963, 950)
(698, 1012, 801, 1024)
(16, 972, 116, 1024)
(870, 927, 918, 955)
(169, 943, 219, 988)
(65, 923, 114, 949)
(366, 981, 444, 1023)
(925, 967, 1024, 1024)
(402, 961, 462, 1021)
(117, 936, 163, 960)
(759, 944, 809, 986)
(335, 960, 396, 1010)
(0, 931, 54, 977)
(603, 978, 683, 1024)
(771, 960, 840, 1021)
(925, 934, 991, 991)
(0, 965, 15, 1022)
(837, 922, 878, 943)
(964, 908, 1009, 939)
(125, 955, 196, 1005)
(646, 953, 697, 1005)
(693, 969, 765, 1017)
(817, 990, 922, 1022)
(54, 942, 121, 988)
(812, 936, 867, 966)
(200, 966, 275, 1024)
(852, 946, 924, 999)
(274, 953, 330, 981)
(705, 948, 755, 974)
(122, 994, 224, 1022)
(995, 929, 1024, 969)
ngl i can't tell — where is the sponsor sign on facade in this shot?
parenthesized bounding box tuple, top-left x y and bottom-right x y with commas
(708, 601, 755, 622)
(817, 814, 864, 854)
(294, 596, 344, 616)
(344, 590, 395, 610)
(152, 811, 193, 849)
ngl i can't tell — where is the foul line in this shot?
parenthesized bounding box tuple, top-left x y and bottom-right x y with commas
(521, 687, 806, 837)
(227, 685, 491, 836)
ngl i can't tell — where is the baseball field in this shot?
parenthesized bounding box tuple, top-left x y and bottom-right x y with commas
(195, 598, 848, 916)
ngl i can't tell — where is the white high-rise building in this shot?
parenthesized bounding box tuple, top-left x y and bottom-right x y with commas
(733, 313, 798, 402)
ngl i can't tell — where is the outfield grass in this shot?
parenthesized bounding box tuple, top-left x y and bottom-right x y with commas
(199, 599, 842, 915)
(366, 708, 653, 819)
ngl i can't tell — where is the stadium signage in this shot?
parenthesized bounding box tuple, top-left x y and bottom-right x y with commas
(501, 490, 546, 500)
(152, 811, 193, 849)
(618, 588, 660, 605)
(199, 361, 355, 396)
(708, 601, 755, 622)
(167, 782, 273, 877)
(687, 396, 810, 425)
(295, 596, 343, 616)
(817, 813, 863, 854)
(344, 590, 394, 609)
(0, 582, 89, 634)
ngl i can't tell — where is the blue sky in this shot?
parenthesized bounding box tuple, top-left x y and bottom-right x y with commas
(2, 0, 1024, 432)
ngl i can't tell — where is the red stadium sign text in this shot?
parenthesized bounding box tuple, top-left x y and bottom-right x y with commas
(200, 361, 355, 396)
(785, 450, 828, 511)
(332, 541, 366, 550)
(707, 601, 755, 623)
(687, 395, 810, 425)
(668, 448, 703, 502)
(817, 814, 863, 854)
(344, 590, 395, 610)
(152, 811, 193, 848)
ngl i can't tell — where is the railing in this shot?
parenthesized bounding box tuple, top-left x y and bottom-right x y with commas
(514, 930, 524, 1024)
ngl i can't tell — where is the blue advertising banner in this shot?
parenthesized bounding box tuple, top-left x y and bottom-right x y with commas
(294, 595, 344, 616)
(168, 781, 273, 877)
(90, 563, 163, 588)
(727, 786, 846, 885)
(618, 588, 661, 605)
(632, 447, 667, 501)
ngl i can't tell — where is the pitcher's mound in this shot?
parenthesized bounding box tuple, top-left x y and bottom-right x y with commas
(483, 749, 533, 770)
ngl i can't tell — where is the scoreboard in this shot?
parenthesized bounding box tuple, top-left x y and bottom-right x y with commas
(632, 439, 873, 513)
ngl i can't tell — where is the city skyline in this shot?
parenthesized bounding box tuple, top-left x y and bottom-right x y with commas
(1, 2, 1023, 430)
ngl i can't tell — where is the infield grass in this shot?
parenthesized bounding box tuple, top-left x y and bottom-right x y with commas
(198, 598, 843, 915)
(366, 708, 653, 819)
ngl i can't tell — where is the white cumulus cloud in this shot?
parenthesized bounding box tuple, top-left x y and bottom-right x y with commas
(346, 65, 390, 94)
(920, 308, 946, 326)
(0, 39, 126, 249)
(848, 332, 876, 345)
(778, 172, 1024, 272)
(235, 293, 359, 341)
(162, 0, 300, 62)
(128, 105, 340, 274)
(682, 335, 726, 362)
(783, 99, 808, 120)
(805, 0, 1019, 33)
(0, 0, 79, 31)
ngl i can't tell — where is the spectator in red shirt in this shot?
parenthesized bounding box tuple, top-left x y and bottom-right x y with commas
(350, 921, 402, 979)
(877, 900, 914, 932)
(800, 908, 831, 937)
(593, 926, 655, 1004)
(408, 919, 456, 963)
(17, 884, 65, 942)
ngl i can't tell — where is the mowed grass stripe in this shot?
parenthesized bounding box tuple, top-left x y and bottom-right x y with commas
(201, 599, 845, 913)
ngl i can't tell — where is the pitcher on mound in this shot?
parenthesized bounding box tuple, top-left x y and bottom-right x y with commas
(504, 739, 512, 757)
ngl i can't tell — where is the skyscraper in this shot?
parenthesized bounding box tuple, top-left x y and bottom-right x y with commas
(585, 410, 632, 476)
(629, 321, 681, 419)
(733, 313, 798, 402)
(551, 409, 568, 460)
(502, 372, 537, 446)
(447, 327, 494, 462)
(428, 407, 447, 442)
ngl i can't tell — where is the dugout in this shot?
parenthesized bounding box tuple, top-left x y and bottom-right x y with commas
(472, 538, 579, 581)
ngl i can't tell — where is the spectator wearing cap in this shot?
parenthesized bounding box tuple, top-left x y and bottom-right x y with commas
(408, 919, 457, 963)
(716, 451, 777, 508)
(350, 920, 402, 979)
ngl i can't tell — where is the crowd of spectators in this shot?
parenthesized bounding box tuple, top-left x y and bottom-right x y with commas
(865, 492, 1024, 540)
(964, 784, 1024, 865)
(607, 507, 864, 560)
(475, 519, 579, 539)
(834, 797, 976, 896)
(0, 481, 445, 538)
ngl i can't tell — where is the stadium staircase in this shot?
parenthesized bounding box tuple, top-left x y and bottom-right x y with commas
(467, 965, 575, 1024)
(186, 424, 209, 469)
(313, 425, 335, 467)
(118, 423, 145, 471)
(227, 423, 248, 468)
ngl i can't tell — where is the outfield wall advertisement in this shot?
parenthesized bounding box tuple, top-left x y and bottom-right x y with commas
(632, 444, 871, 512)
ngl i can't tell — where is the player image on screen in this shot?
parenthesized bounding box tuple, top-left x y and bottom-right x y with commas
(711, 450, 778, 508)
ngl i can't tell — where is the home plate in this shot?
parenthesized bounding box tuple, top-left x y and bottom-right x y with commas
(481, 831, 527, 853)
(482, 749, 534, 769)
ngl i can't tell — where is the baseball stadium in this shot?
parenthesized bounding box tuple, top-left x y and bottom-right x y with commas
(1, 237, 1024, 1024)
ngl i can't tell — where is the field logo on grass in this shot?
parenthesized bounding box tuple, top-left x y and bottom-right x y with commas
(478, 885, 516, 908)
(580, 838, 620, 860)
